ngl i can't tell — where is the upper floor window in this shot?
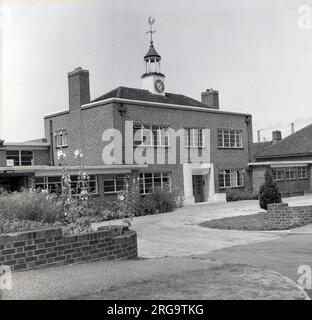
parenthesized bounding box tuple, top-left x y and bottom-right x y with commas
(184, 128, 204, 147)
(6, 150, 33, 166)
(217, 129, 243, 148)
(140, 172, 171, 194)
(34, 175, 98, 195)
(55, 130, 68, 148)
(219, 169, 244, 189)
(103, 174, 128, 193)
(133, 124, 169, 147)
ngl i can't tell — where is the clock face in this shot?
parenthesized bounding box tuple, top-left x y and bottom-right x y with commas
(154, 79, 165, 93)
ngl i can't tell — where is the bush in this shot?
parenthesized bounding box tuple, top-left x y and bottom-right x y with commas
(259, 168, 282, 210)
(0, 189, 63, 223)
(0, 218, 52, 234)
(226, 189, 258, 202)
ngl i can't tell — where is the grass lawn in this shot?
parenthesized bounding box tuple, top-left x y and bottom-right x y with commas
(76, 263, 307, 300)
(199, 213, 274, 231)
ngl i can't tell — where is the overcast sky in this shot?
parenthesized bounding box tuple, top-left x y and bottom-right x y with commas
(1, 0, 312, 142)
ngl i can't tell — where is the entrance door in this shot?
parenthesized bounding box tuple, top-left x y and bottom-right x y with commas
(192, 175, 203, 203)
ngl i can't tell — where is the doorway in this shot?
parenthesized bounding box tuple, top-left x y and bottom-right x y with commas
(192, 175, 203, 203)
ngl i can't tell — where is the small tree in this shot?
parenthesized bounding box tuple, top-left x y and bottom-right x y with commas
(259, 168, 282, 210)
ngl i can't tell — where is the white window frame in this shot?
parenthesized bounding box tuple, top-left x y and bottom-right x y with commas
(184, 128, 205, 148)
(103, 174, 128, 194)
(6, 149, 34, 166)
(35, 175, 98, 195)
(285, 168, 296, 181)
(133, 124, 169, 147)
(140, 172, 171, 194)
(217, 129, 243, 148)
(297, 167, 308, 180)
(272, 169, 284, 181)
(55, 131, 68, 148)
(219, 169, 244, 189)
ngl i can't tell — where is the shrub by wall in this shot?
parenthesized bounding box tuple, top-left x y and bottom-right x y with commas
(0, 226, 137, 272)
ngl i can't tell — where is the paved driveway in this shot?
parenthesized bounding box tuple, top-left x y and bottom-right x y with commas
(130, 195, 312, 258)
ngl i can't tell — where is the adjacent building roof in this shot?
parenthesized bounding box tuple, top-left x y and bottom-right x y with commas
(255, 123, 312, 159)
(251, 141, 273, 161)
(91, 86, 209, 108)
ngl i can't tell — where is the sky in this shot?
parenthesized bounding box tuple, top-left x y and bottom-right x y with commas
(1, 0, 312, 142)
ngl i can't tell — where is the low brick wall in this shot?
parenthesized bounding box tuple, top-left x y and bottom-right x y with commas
(267, 203, 312, 229)
(0, 226, 137, 272)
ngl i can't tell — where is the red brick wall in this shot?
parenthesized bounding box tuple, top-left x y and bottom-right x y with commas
(267, 203, 312, 229)
(0, 226, 137, 272)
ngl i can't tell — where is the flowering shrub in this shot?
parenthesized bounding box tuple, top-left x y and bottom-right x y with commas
(0, 217, 52, 234)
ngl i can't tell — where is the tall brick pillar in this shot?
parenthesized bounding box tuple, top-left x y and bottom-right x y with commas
(68, 67, 90, 111)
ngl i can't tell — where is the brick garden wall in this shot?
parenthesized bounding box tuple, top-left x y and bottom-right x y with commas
(0, 226, 137, 272)
(267, 203, 312, 229)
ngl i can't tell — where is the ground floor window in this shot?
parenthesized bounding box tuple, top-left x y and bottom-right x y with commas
(297, 167, 308, 180)
(103, 174, 128, 193)
(218, 169, 244, 189)
(34, 175, 98, 195)
(272, 169, 284, 181)
(284, 168, 297, 181)
(139, 172, 171, 194)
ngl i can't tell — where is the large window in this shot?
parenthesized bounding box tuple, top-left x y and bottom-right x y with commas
(133, 124, 169, 147)
(219, 169, 244, 189)
(6, 150, 33, 166)
(298, 167, 308, 180)
(217, 129, 243, 148)
(34, 175, 98, 195)
(55, 130, 68, 148)
(272, 169, 284, 181)
(140, 172, 171, 194)
(103, 174, 128, 193)
(184, 128, 204, 147)
(285, 168, 296, 181)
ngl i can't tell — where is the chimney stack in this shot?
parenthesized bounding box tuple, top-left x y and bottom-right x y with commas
(272, 130, 282, 144)
(257, 130, 261, 143)
(201, 89, 219, 109)
(68, 67, 90, 111)
(291, 122, 295, 134)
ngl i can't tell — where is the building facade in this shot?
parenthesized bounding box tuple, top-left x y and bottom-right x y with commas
(0, 30, 253, 205)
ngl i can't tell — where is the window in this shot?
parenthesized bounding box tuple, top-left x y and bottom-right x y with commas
(34, 175, 98, 195)
(184, 128, 204, 147)
(133, 124, 169, 147)
(140, 172, 171, 194)
(297, 167, 308, 180)
(55, 130, 68, 148)
(217, 129, 243, 148)
(272, 169, 284, 181)
(6, 150, 34, 166)
(219, 169, 244, 189)
(103, 174, 128, 193)
(285, 168, 296, 180)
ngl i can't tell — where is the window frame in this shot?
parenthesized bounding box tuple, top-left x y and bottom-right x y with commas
(297, 167, 308, 180)
(6, 149, 34, 166)
(55, 130, 68, 148)
(217, 129, 243, 149)
(219, 169, 245, 189)
(184, 128, 205, 148)
(284, 168, 296, 181)
(272, 169, 284, 181)
(140, 172, 171, 194)
(103, 174, 128, 194)
(133, 124, 169, 147)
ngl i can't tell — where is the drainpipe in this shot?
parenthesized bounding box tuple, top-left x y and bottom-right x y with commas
(245, 115, 253, 192)
(117, 103, 127, 164)
(49, 120, 55, 166)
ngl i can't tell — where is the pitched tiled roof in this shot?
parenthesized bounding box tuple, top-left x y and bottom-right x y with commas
(256, 123, 312, 159)
(251, 141, 273, 161)
(91, 86, 209, 108)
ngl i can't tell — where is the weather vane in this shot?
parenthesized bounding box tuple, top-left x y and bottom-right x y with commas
(146, 16, 156, 44)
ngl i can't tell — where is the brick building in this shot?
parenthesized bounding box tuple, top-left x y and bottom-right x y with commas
(0, 30, 253, 205)
(251, 126, 312, 197)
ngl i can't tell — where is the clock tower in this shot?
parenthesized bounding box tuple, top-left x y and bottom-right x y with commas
(141, 17, 166, 96)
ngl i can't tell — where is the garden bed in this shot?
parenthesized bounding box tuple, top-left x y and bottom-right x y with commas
(199, 213, 283, 231)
